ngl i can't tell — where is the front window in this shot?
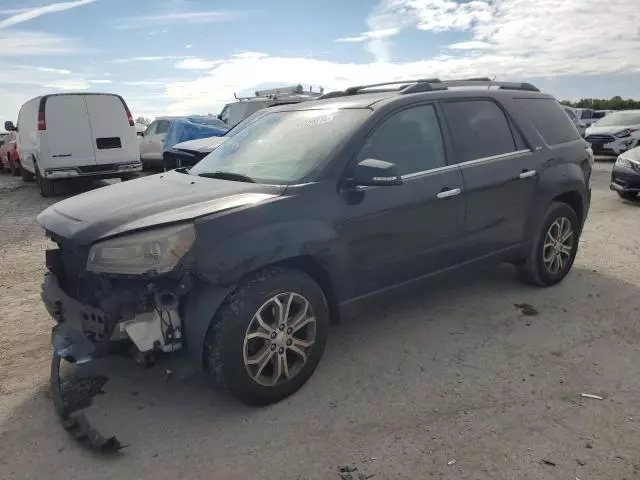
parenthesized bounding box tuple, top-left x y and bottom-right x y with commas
(190, 108, 369, 184)
(594, 111, 640, 127)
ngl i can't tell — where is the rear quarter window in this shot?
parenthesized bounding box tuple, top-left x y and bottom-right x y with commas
(516, 98, 581, 145)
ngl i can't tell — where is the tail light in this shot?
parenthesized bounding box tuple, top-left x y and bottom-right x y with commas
(37, 97, 47, 131)
(118, 96, 135, 126)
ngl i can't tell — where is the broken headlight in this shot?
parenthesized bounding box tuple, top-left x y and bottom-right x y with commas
(87, 224, 196, 275)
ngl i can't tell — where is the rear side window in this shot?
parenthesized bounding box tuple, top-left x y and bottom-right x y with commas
(516, 98, 581, 145)
(580, 109, 593, 120)
(442, 100, 517, 163)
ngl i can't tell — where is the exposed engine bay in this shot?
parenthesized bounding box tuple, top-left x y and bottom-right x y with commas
(43, 241, 194, 452)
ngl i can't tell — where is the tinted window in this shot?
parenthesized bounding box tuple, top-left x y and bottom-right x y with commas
(145, 121, 159, 136)
(156, 120, 170, 134)
(515, 98, 581, 145)
(358, 104, 446, 176)
(580, 109, 593, 120)
(442, 100, 516, 163)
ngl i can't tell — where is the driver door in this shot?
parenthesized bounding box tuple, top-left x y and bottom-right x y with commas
(337, 103, 466, 296)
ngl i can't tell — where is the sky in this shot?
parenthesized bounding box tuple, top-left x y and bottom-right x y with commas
(0, 0, 639, 123)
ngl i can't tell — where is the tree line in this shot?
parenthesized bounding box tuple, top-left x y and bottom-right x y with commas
(560, 96, 640, 110)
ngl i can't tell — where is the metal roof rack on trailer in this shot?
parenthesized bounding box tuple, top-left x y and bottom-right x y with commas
(317, 78, 540, 99)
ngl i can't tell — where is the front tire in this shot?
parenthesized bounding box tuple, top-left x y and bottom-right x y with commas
(35, 163, 55, 197)
(517, 202, 580, 286)
(204, 267, 329, 406)
(21, 165, 34, 182)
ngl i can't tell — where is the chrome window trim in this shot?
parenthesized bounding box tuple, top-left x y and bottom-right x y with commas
(401, 163, 459, 180)
(457, 149, 531, 167)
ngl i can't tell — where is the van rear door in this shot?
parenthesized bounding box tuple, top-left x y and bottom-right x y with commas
(44, 95, 97, 167)
(84, 94, 138, 166)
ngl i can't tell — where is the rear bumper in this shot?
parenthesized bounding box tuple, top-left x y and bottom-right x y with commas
(43, 161, 142, 179)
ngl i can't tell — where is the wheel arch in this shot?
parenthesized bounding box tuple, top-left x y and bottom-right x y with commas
(184, 253, 341, 370)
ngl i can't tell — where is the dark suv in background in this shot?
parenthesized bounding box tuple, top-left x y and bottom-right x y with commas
(39, 78, 592, 411)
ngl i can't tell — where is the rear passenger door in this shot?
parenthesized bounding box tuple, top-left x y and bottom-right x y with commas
(441, 99, 539, 257)
(339, 103, 466, 295)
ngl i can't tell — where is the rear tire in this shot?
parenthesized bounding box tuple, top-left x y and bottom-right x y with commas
(120, 174, 136, 182)
(517, 201, 580, 287)
(10, 159, 19, 176)
(21, 165, 34, 182)
(35, 162, 55, 197)
(617, 191, 637, 200)
(204, 267, 329, 406)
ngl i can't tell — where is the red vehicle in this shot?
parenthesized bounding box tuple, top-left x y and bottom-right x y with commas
(0, 131, 20, 175)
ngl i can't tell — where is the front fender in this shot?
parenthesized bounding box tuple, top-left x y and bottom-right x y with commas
(183, 279, 234, 367)
(194, 219, 347, 291)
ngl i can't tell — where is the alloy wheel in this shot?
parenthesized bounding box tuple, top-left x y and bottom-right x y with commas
(243, 292, 316, 387)
(542, 216, 574, 274)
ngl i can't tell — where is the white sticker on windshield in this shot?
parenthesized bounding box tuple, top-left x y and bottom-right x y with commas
(294, 115, 334, 129)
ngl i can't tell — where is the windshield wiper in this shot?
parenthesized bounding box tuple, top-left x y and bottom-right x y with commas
(197, 171, 257, 183)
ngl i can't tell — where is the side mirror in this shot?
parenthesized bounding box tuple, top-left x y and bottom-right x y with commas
(4, 121, 16, 132)
(350, 158, 402, 187)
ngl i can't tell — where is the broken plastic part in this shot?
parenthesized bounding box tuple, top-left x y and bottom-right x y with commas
(52, 324, 96, 364)
(50, 352, 123, 453)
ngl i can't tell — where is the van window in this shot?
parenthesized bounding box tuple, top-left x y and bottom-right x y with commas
(516, 98, 581, 145)
(442, 100, 517, 163)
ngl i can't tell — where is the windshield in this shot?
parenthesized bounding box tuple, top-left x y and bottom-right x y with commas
(190, 108, 369, 184)
(594, 111, 640, 127)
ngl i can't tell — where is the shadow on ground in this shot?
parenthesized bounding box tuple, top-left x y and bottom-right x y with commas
(2, 266, 640, 480)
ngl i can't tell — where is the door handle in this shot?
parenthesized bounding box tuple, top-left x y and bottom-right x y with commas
(518, 170, 536, 179)
(437, 187, 461, 199)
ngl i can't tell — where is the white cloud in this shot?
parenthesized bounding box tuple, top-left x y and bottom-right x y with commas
(0, 0, 97, 29)
(88, 79, 112, 84)
(43, 80, 91, 90)
(448, 41, 494, 50)
(108, 55, 193, 63)
(112, 10, 243, 29)
(185, 44, 192, 49)
(334, 35, 367, 43)
(175, 58, 225, 70)
(335, 28, 399, 44)
(0, 30, 83, 55)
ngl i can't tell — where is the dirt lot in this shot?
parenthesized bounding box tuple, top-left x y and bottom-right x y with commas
(1, 163, 639, 480)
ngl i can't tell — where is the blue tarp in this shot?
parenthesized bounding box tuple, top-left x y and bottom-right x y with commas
(163, 116, 228, 153)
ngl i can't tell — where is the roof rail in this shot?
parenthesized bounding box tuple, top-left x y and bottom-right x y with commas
(344, 79, 441, 95)
(402, 77, 540, 94)
(317, 77, 540, 100)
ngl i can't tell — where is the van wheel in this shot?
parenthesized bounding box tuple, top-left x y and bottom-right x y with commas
(204, 267, 329, 406)
(35, 163, 55, 197)
(21, 165, 34, 182)
(517, 202, 580, 286)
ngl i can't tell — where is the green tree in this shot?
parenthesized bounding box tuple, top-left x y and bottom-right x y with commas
(561, 97, 640, 110)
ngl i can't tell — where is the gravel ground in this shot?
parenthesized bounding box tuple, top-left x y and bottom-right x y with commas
(0, 162, 639, 480)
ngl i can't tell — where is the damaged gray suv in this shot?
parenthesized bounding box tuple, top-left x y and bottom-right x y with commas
(39, 78, 592, 426)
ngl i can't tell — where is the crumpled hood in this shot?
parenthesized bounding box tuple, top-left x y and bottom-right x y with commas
(37, 170, 285, 244)
(586, 124, 639, 136)
(172, 136, 227, 153)
(621, 145, 640, 161)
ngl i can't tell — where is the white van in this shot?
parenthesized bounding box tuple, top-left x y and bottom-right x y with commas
(4, 93, 142, 197)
